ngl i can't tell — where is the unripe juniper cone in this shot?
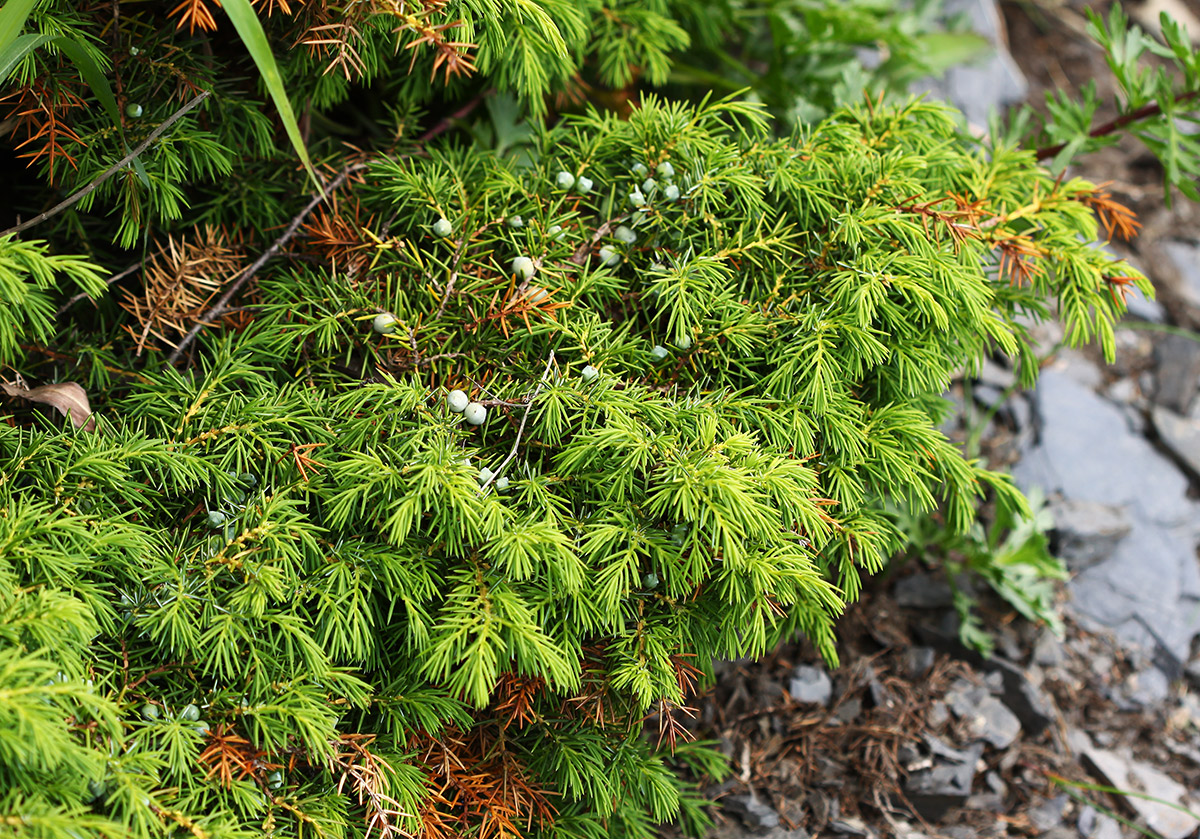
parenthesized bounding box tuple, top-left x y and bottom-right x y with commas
(463, 402, 487, 426)
(373, 313, 398, 334)
(446, 389, 469, 413)
(511, 256, 536, 280)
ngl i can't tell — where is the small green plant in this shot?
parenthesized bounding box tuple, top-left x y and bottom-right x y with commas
(895, 488, 1066, 655)
(1000, 5, 1200, 201)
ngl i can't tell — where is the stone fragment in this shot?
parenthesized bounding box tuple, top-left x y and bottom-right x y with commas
(1092, 814, 1123, 839)
(1047, 499, 1132, 570)
(788, 665, 832, 706)
(904, 740, 983, 822)
(1163, 239, 1200, 311)
(1079, 737, 1200, 839)
(1028, 794, 1068, 831)
(829, 817, 870, 836)
(978, 657, 1056, 738)
(945, 681, 1022, 749)
(971, 383, 1006, 410)
(1123, 666, 1171, 708)
(927, 700, 950, 728)
(978, 357, 1016, 389)
(1015, 369, 1200, 665)
(830, 697, 862, 725)
(1032, 628, 1065, 667)
(894, 573, 954, 609)
(1106, 377, 1140, 405)
(1125, 285, 1167, 323)
(1152, 405, 1200, 480)
(1037, 829, 1076, 839)
(723, 791, 781, 833)
(1154, 334, 1200, 414)
(1015, 370, 1194, 526)
(905, 646, 936, 679)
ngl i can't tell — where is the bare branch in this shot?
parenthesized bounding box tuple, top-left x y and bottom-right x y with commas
(2, 92, 211, 239)
(479, 351, 556, 494)
(167, 162, 368, 363)
(57, 261, 140, 315)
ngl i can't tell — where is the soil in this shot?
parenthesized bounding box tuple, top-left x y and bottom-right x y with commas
(683, 3, 1200, 838)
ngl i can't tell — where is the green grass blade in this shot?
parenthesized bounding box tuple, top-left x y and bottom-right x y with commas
(0, 32, 52, 82)
(0, 0, 38, 58)
(219, 0, 319, 190)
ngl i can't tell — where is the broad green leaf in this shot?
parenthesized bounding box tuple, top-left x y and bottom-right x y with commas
(55, 36, 120, 130)
(911, 31, 990, 75)
(0, 32, 52, 82)
(219, 0, 319, 190)
(0, 0, 37, 58)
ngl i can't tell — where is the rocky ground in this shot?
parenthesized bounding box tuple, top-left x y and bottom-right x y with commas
(690, 2, 1200, 838)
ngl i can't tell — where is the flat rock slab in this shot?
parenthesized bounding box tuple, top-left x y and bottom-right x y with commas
(1014, 368, 1200, 665)
(1079, 740, 1200, 839)
(1015, 369, 1194, 525)
(1163, 239, 1200, 312)
(1153, 334, 1200, 414)
(1047, 499, 1132, 570)
(1152, 405, 1200, 480)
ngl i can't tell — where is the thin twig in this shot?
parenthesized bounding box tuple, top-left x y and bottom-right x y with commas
(415, 351, 469, 367)
(166, 94, 485, 365)
(1035, 90, 1200, 161)
(415, 90, 489, 144)
(568, 213, 631, 266)
(437, 219, 499, 318)
(167, 162, 368, 363)
(1, 92, 211, 239)
(57, 261, 141, 315)
(479, 351, 556, 495)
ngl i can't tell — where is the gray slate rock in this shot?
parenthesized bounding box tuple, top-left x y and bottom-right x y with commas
(905, 646, 936, 679)
(978, 358, 1016, 389)
(894, 573, 954, 609)
(1014, 369, 1200, 665)
(1032, 628, 1065, 667)
(1092, 814, 1123, 839)
(1163, 239, 1200, 311)
(1080, 806, 1136, 839)
(829, 817, 871, 837)
(1015, 370, 1194, 525)
(1154, 333, 1200, 414)
(978, 656, 1056, 738)
(723, 791, 781, 833)
(1037, 829, 1077, 839)
(1079, 735, 1200, 839)
(1152, 405, 1200, 480)
(909, 0, 1028, 129)
(945, 681, 1022, 749)
(1048, 499, 1132, 570)
(1028, 794, 1068, 831)
(1125, 285, 1167, 323)
(788, 665, 832, 707)
(1105, 377, 1141, 406)
(1124, 666, 1171, 708)
(904, 740, 984, 822)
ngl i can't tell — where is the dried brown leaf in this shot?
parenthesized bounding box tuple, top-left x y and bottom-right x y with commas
(1, 382, 96, 431)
